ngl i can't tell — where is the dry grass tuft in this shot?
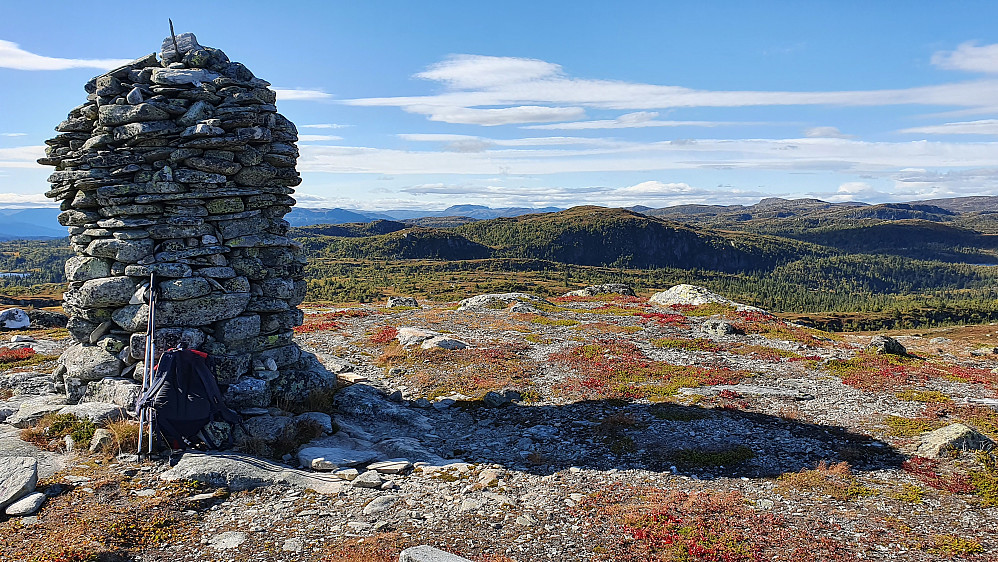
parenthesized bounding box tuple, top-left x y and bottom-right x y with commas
(777, 461, 876, 500)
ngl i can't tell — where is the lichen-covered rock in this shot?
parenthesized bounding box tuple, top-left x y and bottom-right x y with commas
(80, 377, 141, 408)
(563, 284, 635, 298)
(61, 343, 123, 382)
(916, 423, 994, 458)
(867, 335, 907, 356)
(649, 284, 734, 307)
(58, 402, 125, 425)
(458, 293, 550, 311)
(223, 377, 272, 410)
(0, 457, 38, 511)
(386, 296, 419, 308)
(0, 308, 31, 329)
(701, 319, 739, 337)
(396, 327, 440, 347)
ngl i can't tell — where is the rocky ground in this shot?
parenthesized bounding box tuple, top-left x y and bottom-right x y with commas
(2, 285, 998, 561)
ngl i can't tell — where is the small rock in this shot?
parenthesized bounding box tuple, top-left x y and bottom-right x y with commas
(483, 391, 510, 408)
(208, 530, 247, 550)
(701, 319, 738, 337)
(755, 499, 775, 510)
(400, 545, 474, 562)
(333, 468, 359, 481)
(478, 469, 500, 487)
(282, 538, 304, 552)
(351, 470, 384, 489)
(363, 494, 399, 515)
(367, 459, 413, 474)
(90, 428, 115, 453)
(5, 492, 46, 516)
(10, 335, 36, 343)
(460, 498, 484, 512)
(515, 514, 538, 526)
(346, 521, 372, 532)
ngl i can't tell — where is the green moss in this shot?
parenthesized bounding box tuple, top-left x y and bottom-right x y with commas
(894, 389, 952, 403)
(884, 415, 945, 437)
(970, 451, 998, 507)
(928, 535, 984, 556)
(528, 316, 579, 327)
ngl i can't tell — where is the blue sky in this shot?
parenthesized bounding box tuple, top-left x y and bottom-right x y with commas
(3, 1, 998, 210)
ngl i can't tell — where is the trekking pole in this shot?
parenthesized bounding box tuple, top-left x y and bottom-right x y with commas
(138, 272, 156, 457)
(147, 280, 157, 455)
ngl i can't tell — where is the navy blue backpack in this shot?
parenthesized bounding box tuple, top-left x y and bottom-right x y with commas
(135, 346, 244, 453)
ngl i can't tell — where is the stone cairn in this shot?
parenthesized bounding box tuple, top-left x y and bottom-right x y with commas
(39, 33, 323, 413)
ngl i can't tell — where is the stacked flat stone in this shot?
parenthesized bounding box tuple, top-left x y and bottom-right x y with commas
(40, 33, 310, 410)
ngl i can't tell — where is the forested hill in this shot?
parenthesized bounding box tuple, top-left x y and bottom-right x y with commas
(295, 206, 827, 272)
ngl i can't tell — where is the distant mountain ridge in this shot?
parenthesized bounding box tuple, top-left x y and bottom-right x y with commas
(0, 208, 66, 240)
(10, 195, 998, 241)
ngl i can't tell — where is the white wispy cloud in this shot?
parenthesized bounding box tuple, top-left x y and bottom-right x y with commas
(0, 145, 45, 168)
(300, 123, 349, 129)
(298, 134, 343, 142)
(804, 126, 853, 139)
(900, 119, 998, 135)
(1, 132, 27, 137)
(0, 39, 129, 71)
(345, 54, 998, 126)
(525, 111, 762, 130)
(299, 137, 998, 177)
(274, 88, 335, 101)
(398, 133, 626, 152)
(0, 192, 57, 207)
(931, 41, 998, 73)
(405, 104, 585, 126)
(392, 179, 769, 208)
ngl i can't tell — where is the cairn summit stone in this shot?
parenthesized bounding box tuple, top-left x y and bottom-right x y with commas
(42, 32, 309, 407)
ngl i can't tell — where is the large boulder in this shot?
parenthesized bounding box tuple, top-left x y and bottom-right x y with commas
(916, 423, 994, 458)
(649, 284, 734, 307)
(386, 296, 419, 308)
(60, 343, 123, 382)
(457, 293, 549, 311)
(160, 451, 342, 494)
(563, 284, 635, 298)
(58, 402, 125, 425)
(395, 327, 439, 348)
(867, 335, 907, 356)
(0, 308, 31, 329)
(0, 457, 38, 511)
